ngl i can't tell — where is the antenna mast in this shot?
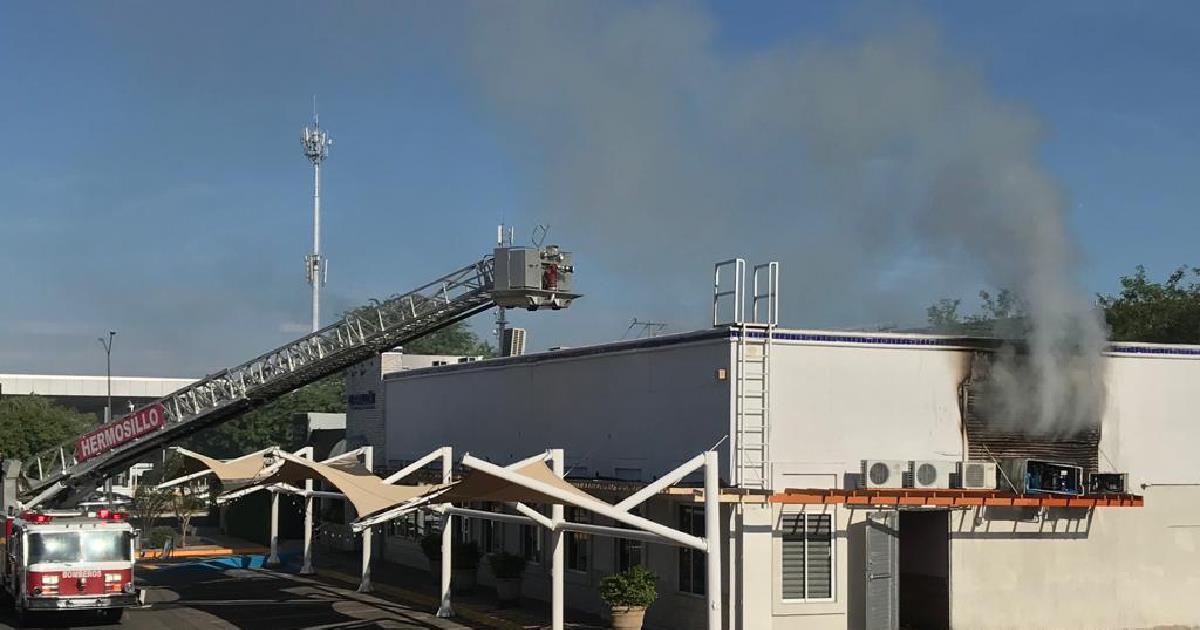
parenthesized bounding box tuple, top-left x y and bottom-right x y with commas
(302, 103, 332, 332)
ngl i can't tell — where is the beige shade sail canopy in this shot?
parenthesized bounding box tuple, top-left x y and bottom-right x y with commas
(253, 450, 438, 518)
(438, 461, 594, 504)
(173, 447, 272, 491)
(354, 457, 601, 528)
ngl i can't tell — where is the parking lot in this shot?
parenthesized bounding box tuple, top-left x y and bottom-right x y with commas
(0, 559, 475, 630)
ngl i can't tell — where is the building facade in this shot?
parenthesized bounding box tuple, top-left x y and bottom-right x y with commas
(347, 328, 1200, 629)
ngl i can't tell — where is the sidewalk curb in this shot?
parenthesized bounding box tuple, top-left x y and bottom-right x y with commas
(315, 566, 528, 630)
(139, 546, 269, 560)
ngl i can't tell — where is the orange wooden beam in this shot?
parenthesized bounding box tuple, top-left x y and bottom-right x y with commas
(769, 488, 1144, 508)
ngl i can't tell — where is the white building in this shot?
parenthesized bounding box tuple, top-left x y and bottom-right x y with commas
(348, 328, 1200, 630)
(0, 373, 195, 418)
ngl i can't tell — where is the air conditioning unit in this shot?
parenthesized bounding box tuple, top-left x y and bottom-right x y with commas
(501, 327, 527, 357)
(999, 458, 1084, 496)
(861, 460, 907, 488)
(909, 461, 955, 489)
(957, 461, 998, 490)
(1087, 472, 1129, 495)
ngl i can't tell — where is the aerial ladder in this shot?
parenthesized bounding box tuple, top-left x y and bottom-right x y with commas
(7, 244, 578, 509)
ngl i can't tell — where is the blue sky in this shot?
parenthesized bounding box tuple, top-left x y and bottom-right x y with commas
(1, 1, 1197, 376)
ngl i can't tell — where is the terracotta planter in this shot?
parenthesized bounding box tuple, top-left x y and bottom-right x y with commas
(609, 605, 647, 630)
(452, 567, 477, 593)
(495, 577, 521, 603)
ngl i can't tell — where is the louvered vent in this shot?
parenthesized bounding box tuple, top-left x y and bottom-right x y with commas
(961, 352, 1100, 473)
(964, 463, 985, 487)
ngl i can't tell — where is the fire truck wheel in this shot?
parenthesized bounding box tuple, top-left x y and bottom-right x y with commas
(101, 607, 125, 623)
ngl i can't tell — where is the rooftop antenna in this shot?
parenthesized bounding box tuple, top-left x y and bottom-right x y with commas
(622, 318, 669, 340)
(302, 97, 332, 333)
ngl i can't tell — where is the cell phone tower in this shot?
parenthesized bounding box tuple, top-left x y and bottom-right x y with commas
(302, 104, 332, 333)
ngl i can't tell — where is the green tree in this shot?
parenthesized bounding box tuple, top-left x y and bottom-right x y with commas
(181, 319, 492, 459)
(925, 298, 963, 332)
(1098, 265, 1200, 344)
(925, 290, 1027, 335)
(182, 374, 344, 459)
(399, 321, 494, 357)
(0, 395, 95, 460)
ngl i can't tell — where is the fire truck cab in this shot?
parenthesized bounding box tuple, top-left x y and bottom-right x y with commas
(1, 508, 139, 623)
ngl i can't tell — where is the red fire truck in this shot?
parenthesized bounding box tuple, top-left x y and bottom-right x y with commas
(1, 508, 139, 623)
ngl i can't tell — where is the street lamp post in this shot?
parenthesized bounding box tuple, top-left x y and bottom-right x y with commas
(98, 331, 116, 423)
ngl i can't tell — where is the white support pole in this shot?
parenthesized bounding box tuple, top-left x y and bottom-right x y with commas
(511, 502, 555, 530)
(705, 450, 722, 630)
(268, 489, 281, 566)
(384, 446, 450, 484)
(155, 469, 213, 491)
(614, 453, 705, 512)
(550, 448, 565, 630)
(462, 454, 707, 551)
(437, 447, 453, 619)
(358, 446, 373, 593)
(301, 478, 314, 575)
(359, 525, 372, 593)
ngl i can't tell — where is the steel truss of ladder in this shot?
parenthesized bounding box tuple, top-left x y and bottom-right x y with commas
(21, 247, 575, 507)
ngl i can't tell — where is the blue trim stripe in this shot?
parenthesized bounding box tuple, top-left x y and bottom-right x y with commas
(1107, 345, 1200, 356)
(734, 330, 977, 348)
(732, 329, 1200, 357)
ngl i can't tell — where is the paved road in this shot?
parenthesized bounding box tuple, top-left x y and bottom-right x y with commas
(0, 560, 472, 630)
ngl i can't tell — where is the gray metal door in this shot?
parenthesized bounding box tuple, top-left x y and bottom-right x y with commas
(865, 510, 899, 630)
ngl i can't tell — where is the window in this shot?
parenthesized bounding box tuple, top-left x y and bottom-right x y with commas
(566, 508, 590, 572)
(781, 512, 834, 600)
(521, 523, 542, 564)
(482, 519, 504, 553)
(30, 532, 81, 564)
(678, 505, 705, 595)
(389, 512, 434, 540)
(28, 531, 132, 564)
(615, 507, 643, 572)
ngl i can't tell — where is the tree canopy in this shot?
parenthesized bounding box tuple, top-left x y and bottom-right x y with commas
(181, 320, 491, 459)
(1098, 265, 1200, 344)
(0, 395, 95, 460)
(928, 265, 1200, 344)
(924, 289, 1028, 336)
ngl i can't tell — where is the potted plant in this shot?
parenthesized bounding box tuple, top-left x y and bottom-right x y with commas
(600, 566, 658, 630)
(451, 540, 481, 593)
(487, 552, 527, 604)
(420, 532, 443, 575)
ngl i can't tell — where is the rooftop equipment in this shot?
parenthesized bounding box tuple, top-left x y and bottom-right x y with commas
(501, 327, 527, 358)
(1087, 472, 1129, 495)
(999, 458, 1084, 496)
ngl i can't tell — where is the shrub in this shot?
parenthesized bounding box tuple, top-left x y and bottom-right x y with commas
(487, 552, 527, 579)
(420, 532, 442, 560)
(146, 526, 176, 549)
(420, 534, 481, 570)
(452, 541, 481, 570)
(600, 566, 658, 608)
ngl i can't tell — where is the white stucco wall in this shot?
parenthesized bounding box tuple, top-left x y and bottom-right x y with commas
(380, 336, 732, 480)
(359, 329, 1200, 630)
(949, 349, 1200, 629)
(767, 336, 971, 486)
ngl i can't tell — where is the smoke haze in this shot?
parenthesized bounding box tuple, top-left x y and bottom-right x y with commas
(449, 2, 1106, 433)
